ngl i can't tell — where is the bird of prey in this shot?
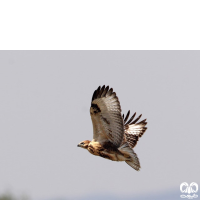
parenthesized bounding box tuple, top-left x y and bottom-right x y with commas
(77, 85, 147, 170)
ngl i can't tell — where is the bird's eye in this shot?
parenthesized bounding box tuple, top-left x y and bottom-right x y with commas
(81, 142, 84, 145)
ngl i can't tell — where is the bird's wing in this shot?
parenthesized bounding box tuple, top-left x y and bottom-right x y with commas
(90, 85, 124, 148)
(122, 111, 147, 148)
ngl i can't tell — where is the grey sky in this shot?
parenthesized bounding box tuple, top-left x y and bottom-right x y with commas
(0, 51, 199, 200)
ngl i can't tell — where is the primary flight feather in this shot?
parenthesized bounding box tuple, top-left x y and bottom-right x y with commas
(77, 85, 147, 170)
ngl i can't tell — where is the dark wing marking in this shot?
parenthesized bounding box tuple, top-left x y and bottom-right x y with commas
(122, 111, 147, 148)
(90, 85, 124, 148)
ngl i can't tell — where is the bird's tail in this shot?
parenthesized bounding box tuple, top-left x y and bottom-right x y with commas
(118, 143, 140, 171)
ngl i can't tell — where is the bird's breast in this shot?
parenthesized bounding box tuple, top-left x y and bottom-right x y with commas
(87, 142, 127, 161)
(87, 142, 103, 156)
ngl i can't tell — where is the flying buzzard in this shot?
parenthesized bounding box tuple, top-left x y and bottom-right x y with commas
(77, 85, 147, 170)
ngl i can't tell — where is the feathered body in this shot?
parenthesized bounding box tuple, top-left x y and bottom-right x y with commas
(88, 141, 128, 162)
(77, 85, 147, 171)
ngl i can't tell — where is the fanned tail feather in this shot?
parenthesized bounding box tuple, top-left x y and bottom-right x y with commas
(119, 143, 140, 171)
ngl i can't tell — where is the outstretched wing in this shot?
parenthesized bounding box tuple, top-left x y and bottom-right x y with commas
(122, 110, 147, 148)
(90, 85, 124, 148)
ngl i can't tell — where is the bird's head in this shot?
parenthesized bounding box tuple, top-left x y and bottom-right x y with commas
(77, 140, 90, 149)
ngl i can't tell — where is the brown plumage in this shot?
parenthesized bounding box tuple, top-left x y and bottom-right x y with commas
(77, 85, 148, 171)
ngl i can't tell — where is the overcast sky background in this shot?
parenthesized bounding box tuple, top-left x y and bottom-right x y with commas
(0, 51, 199, 200)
